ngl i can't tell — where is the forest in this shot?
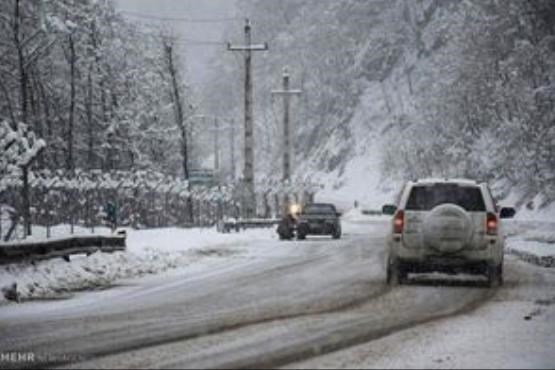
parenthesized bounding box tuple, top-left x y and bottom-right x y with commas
(205, 0, 555, 208)
(1, 0, 554, 238)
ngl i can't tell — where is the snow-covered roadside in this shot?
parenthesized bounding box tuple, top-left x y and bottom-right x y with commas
(341, 208, 388, 223)
(0, 227, 277, 304)
(504, 220, 555, 268)
(0, 210, 386, 305)
(369, 295, 555, 369)
(1, 211, 551, 305)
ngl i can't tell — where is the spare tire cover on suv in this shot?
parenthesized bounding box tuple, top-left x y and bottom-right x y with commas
(422, 204, 473, 254)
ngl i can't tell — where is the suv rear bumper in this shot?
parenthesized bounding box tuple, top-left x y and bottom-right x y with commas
(388, 237, 502, 270)
(396, 257, 490, 275)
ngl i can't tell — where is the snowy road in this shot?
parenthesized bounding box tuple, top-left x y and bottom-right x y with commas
(1, 218, 554, 369)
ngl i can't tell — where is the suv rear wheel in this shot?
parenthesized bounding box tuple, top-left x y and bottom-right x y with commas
(386, 258, 407, 285)
(487, 264, 503, 288)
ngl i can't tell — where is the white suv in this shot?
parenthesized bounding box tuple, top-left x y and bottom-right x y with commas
(382, 179, 516, 287)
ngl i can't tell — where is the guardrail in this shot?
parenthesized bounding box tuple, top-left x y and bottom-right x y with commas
(217, 218, 281, 233)
(506, 247, 555, 268)
(0, 234, 126, 264)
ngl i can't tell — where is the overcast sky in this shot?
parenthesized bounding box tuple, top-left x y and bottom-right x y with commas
(114, 0, 238, 87)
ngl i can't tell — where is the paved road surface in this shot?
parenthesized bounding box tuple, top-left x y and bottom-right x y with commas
(0, 219, 551, 369)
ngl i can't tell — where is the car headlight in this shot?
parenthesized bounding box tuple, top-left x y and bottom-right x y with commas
(289, 203, 302, 214)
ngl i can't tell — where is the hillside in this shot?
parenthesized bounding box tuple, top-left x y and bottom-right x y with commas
(204, 0, 555, 212)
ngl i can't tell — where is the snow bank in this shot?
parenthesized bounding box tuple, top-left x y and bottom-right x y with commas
(341, 208, 388, 223)
(340, 208, 390, 236)
(0, 227, 276, 304)
(505, 220, 555, 268)
(514, 200, 555, 222)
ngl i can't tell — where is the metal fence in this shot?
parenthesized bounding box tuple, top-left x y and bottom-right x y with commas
(0, 170, 317, 241)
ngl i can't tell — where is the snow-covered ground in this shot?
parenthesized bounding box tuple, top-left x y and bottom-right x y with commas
(0, 209, 381, 304)
(504, 219, 555, 267)
(0, 212, 554, 369)
(1, 210, 553, 305)
(0, 226, 278, 304)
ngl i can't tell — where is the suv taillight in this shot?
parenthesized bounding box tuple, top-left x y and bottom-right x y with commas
(486, 212, 498, 235)
(393, 210, 405, 234)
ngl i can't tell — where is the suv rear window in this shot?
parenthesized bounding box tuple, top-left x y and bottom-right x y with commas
(405, 184, 486, 212)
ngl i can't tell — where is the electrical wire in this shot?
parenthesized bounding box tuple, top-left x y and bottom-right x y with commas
(119, 10, 241, 24)
(124, 28, 228, 47)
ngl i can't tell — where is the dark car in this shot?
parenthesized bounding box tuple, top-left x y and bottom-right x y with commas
(297, 203, 342, 240)
(277, 203, 342, 241)
(296, 203, 342, 240)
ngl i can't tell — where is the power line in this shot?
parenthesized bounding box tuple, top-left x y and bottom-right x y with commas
(44, 23, 227, 47)
(127, 29, 227, 46)
(119, 10, 241, 24)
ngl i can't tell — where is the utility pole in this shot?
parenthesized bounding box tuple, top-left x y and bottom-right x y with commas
(228, 19, 268, 218)
(230, 118, 236, 182)
(189, 114, 205, 171)
(271, 67, 302, 182)
(191, 114, 235, 183)
(213, 116, 219, 180)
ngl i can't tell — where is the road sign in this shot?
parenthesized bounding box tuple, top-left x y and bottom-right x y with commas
(189, 169, 216, 187)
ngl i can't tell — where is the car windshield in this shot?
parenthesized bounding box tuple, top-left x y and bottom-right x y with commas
(405, 184, 486, 211)
(303, 204, 336, 215)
